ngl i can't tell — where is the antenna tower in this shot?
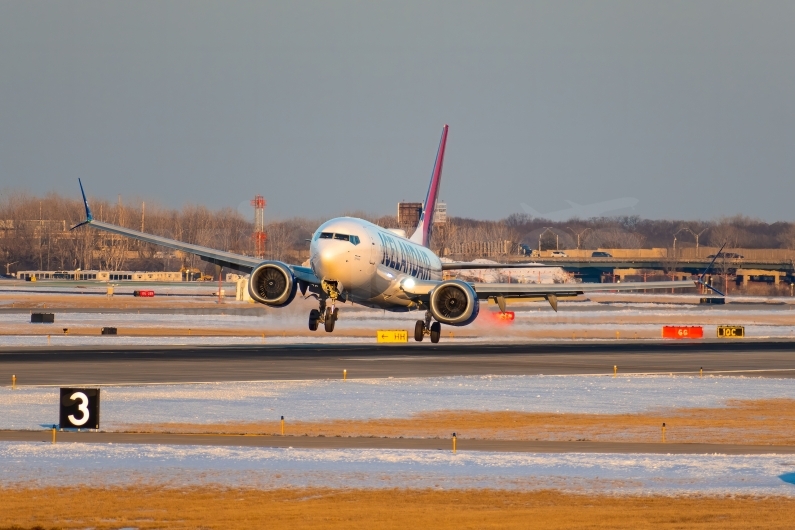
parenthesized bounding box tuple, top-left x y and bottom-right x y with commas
(251, 195, 267, 258)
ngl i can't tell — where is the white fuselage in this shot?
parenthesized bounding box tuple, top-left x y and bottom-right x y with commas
(308, 217, 443, 310)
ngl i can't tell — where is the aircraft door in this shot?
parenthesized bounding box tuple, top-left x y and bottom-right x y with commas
(369, 234, 378, 265)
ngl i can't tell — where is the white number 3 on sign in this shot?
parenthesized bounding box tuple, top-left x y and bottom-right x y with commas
(68, 391, 90, 426)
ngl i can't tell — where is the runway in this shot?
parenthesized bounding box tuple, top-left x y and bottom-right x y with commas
(2, 340, 795, 385)
(3, 429, 795, 455)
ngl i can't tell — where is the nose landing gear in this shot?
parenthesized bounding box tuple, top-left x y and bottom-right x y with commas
(324, 306, 338, 332)
(308, 291, 340, 333)
(414, 312, 442, 343)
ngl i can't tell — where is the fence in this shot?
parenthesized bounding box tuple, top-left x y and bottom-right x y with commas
(545, 248, 669, 259)
(678, 247, 795, 261)
(446, 240, 514, 257)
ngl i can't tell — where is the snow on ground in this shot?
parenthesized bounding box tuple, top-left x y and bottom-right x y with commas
(4, 375, 795, 430)
(1, 442, 794, 495)
(1, 299, 794, 346)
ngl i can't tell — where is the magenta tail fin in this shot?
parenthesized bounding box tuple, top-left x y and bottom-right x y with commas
(409, 125, 449, 247)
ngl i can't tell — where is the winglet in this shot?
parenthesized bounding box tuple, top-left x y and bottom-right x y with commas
(409, 125, 449, 247)
(695, 242, 727, 296)
(70, 178, 94, 230)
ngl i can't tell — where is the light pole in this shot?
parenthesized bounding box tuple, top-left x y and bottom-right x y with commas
(565, 227, 592, 250)
(682, 227, 709, 258)
(674, 227, 709, 259)
(4, 261, 17, 277)
(673, 228, 691, 259)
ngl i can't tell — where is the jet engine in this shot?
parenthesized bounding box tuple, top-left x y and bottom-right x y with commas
(248, 261, 298, 307)
(428, 280, 480, 326)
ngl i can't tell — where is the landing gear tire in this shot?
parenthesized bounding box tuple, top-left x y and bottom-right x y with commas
(308, 309, 320, 331)
(430, 322, 441, 343)
(414, 320, 425, 342)
(324, 307, 337, 333)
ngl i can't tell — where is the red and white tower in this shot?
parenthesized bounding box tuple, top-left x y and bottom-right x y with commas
(251, 195, 267, 259)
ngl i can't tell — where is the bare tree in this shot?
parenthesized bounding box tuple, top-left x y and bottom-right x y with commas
(777, 225, 795, 250)
(3, 188, 795, 278)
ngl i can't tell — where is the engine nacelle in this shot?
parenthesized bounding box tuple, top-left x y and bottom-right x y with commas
(429, 280, 480, 326)
(248, 261, 298, 307)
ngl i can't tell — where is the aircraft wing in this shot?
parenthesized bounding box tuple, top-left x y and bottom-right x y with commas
(402, 279, 697, 311)
(80, 219, 262, 272)
(71, 180, 320, 283)
(471, 280, 696, 298)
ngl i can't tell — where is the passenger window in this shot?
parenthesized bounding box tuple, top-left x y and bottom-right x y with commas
(350, 235, 360, 245)
(319, 232, 333, 239)
(334, 234, 350, 241)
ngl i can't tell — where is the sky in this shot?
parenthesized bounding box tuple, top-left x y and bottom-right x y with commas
(1, 1, 793, 222)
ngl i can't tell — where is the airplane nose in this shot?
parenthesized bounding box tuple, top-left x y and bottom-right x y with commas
(316, 241, 345, 280)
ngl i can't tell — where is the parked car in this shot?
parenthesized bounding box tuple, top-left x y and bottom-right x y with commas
(707, 252, 744, 259)
(591, 251, 613, 258)
(550, 251, 568, 257)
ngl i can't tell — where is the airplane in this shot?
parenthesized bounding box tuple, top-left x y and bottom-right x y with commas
(72, 125, 709, 343)
(521, 197, 639, 221)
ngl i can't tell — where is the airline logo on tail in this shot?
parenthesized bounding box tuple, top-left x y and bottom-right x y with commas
(410, 124, 449, 247)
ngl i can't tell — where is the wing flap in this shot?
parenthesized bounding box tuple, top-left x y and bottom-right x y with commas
(472, 280, 697, 299)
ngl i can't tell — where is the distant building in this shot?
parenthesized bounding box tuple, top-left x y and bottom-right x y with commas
(397, 202, 423, 227)
(434, 200, 447, 224)
(398, 200, 447, 226)
(16, 270, 183, 282)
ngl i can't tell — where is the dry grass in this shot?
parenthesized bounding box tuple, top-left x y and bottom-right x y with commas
(2, 487, 794, 529)
(123, 398, 795, 445)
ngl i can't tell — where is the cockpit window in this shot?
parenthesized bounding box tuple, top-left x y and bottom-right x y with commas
(318, 232, 360, 245)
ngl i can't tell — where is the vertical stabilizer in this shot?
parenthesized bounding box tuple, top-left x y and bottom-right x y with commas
(409, 125, 449, 247)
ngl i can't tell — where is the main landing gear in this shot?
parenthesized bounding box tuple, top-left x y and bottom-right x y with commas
(414, 311, 441, 343)
(308, 299, 339, 333)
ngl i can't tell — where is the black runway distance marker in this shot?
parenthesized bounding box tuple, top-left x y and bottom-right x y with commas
(59, 388, 100, 429)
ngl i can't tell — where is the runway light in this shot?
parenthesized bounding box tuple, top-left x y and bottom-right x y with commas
(487, 311, 515, 324)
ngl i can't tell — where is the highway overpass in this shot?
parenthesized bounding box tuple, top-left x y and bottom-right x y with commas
(506, 256, 795, 283)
